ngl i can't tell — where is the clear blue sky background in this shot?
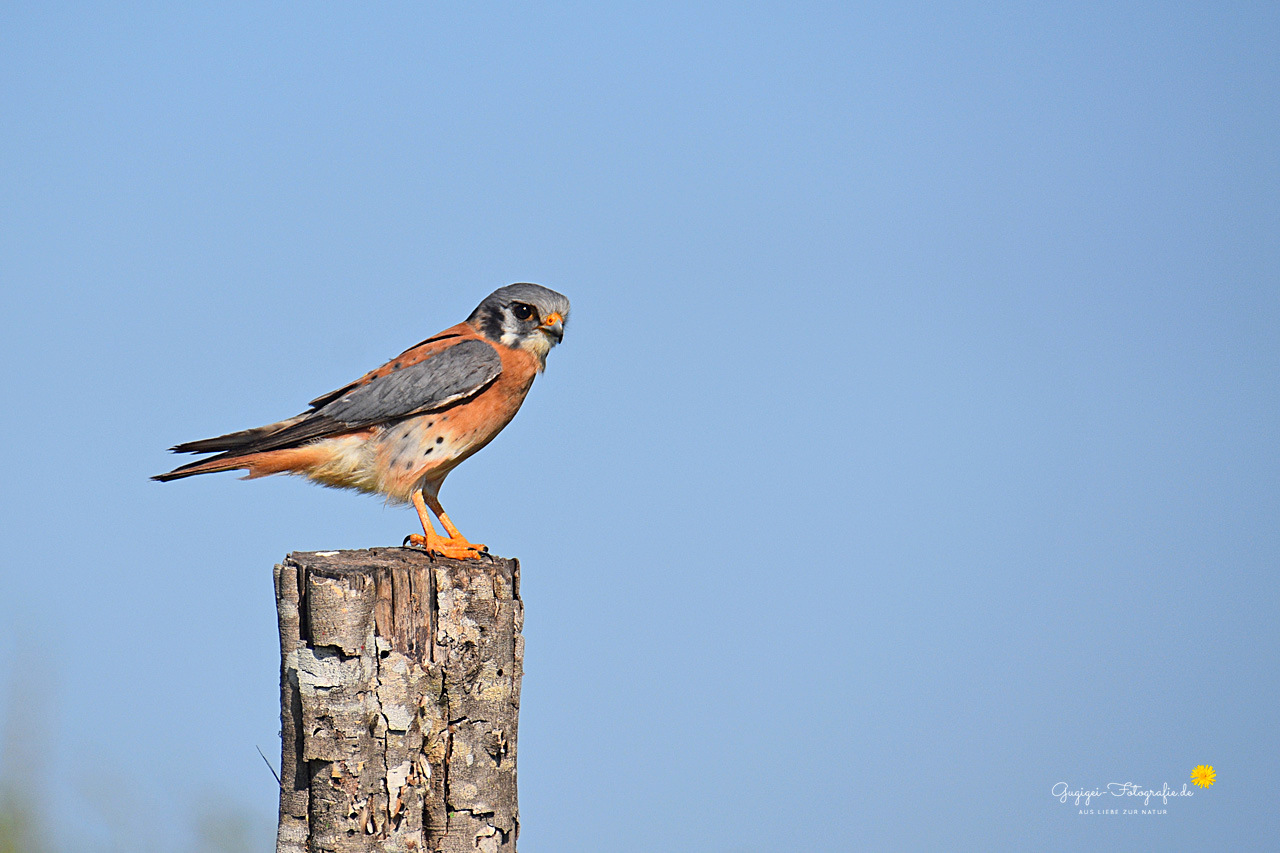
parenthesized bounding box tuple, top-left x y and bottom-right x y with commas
(2, 3, 1277, 851)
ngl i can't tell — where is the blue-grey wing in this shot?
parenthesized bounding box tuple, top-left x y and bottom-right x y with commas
(171, 339, 503, 457)
(319, 339, 502, 424)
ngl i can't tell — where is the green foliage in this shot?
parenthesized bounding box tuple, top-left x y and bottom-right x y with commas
(0, 785, 48, 853)
(1, 672, 271, 853)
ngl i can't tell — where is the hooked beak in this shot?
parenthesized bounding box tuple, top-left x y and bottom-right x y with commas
(539, 311, 565, 343)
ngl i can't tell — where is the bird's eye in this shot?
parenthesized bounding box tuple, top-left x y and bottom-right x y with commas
(511, 303, 536, 322)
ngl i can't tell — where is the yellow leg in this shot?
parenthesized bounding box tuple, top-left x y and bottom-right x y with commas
(424, 492, 486, 554)
(405, 490, 487, 559)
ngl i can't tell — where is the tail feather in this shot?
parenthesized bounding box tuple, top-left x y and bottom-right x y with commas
(169, 416, 308, 455)
(154, 414, 322, 482)
(151, 453, 250, 482)
(152, 444, 330, 482)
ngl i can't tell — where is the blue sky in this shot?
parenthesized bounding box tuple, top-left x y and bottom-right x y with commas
(1, 3, 1277, 850)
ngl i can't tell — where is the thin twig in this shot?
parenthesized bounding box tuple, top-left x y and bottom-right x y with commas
(257, 744, 283, 789)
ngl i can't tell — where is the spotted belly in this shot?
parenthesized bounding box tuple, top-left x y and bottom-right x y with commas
(373, 411, 488, 500)
(289, 413, 469, 502)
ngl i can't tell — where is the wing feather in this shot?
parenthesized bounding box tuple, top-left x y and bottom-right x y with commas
(172, 339, 502, 460)
(306, 329, 468, 409)
(320, 339, 501, 423)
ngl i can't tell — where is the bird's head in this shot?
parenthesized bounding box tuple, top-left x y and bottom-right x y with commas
(468, 283, 571, 369)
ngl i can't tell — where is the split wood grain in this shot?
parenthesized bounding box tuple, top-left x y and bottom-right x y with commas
(275, 548, 522, 853)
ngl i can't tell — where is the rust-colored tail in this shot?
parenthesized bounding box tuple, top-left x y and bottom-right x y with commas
(151, 454, 245, 481)
(153, 414, 327, 482)
(153, 445, 330, 482)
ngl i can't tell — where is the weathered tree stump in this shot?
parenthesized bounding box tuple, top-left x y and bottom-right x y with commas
(274, 548, 523, 853)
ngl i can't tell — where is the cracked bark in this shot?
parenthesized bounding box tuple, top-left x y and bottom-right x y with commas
(275, 548, 522, 853)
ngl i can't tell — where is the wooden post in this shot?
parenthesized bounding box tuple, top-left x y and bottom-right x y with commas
(274, 548, 523, 853)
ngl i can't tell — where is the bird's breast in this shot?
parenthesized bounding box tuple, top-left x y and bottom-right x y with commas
(370, 349, 539, 501)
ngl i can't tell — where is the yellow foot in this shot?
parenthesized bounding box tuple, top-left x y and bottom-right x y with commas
(404, 533, 488, 560)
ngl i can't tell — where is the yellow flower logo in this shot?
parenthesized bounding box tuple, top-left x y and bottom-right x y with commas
(1191, 765, 1215, 788)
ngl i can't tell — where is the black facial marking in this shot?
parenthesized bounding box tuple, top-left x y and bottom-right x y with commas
(424, 448, 433, 456)
(466, 285, 570, 347)
(479, 306, 505, 342)
(436, 437, 444, 444)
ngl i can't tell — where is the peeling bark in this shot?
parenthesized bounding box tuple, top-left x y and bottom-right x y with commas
(274, 548, 522, 852)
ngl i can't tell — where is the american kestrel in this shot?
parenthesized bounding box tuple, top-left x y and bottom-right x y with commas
(155, 283, 570, 559)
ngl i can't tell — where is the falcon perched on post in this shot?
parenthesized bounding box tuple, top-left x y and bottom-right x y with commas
(154, 283, 570, 559)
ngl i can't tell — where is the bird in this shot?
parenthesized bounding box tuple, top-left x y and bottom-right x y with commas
(154, 283, 570, 559)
